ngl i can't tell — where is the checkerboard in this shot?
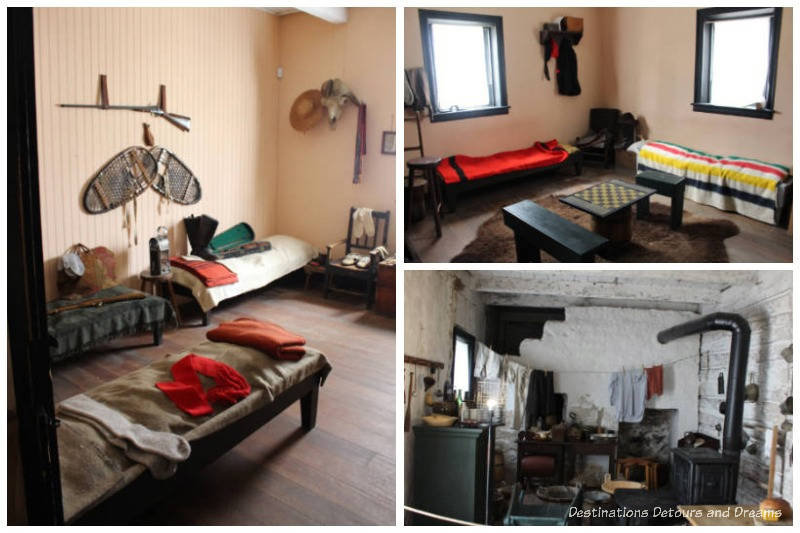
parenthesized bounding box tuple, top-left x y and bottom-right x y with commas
(560, 179, 656, 218)
(573, 181, 648, 209)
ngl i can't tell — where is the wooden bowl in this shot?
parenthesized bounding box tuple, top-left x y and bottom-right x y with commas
(422, 414, 458, 427)
(601, 473, 645, 494)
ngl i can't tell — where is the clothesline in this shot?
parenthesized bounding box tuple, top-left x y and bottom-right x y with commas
(513, 352, 700, 375)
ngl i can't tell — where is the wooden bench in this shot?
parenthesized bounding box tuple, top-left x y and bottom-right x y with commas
(502, 200, 609, 262)
(635, 170, 686, 229)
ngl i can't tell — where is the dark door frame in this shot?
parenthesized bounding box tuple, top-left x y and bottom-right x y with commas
(8, 6, 65, 524)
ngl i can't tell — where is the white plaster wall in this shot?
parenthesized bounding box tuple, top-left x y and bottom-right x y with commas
(403, 271, 485, 509)
(518, 306, 701, 437)
(699, 271, 792, 504)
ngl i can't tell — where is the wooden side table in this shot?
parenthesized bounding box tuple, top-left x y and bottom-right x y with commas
(303, 261, 326, 290)
(374, 259, 395, 316)
(139, 270, 181, 326)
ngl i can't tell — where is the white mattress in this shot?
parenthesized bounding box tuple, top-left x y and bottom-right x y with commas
(171, 234, 315, 312)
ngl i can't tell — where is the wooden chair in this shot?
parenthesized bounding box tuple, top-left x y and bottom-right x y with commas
(324, 208, 391, 307)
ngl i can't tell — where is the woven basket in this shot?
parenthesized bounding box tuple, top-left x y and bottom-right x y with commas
(57, 244, 117, 299)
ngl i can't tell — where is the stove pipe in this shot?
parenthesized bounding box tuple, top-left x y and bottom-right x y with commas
(657, 312, 750, 459)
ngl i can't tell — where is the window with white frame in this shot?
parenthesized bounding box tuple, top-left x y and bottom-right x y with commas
(419, 10, 508, 122)
(693, 7, 782, 119)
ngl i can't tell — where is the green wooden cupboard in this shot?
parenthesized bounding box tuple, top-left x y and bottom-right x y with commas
(410, 425, 492, 525)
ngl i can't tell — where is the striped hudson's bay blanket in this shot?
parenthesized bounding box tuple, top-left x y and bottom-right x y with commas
(634, 141, 791, 225)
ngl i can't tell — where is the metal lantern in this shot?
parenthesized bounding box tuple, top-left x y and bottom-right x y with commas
(149, 226, 170, 275)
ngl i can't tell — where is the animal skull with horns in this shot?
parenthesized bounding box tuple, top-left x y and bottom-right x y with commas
(320, 78, 359, 128)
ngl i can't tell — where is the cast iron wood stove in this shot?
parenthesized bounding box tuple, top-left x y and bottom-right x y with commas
(657, 313, 750, 505)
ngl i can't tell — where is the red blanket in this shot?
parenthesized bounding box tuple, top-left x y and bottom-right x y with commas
(207, 318, 307, 361)
(170, 256, 238, 287)
(437, 139, 569, 185)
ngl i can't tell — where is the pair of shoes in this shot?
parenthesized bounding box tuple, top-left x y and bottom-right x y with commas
(341, 247, 391, 269)
(342, 252, 372, 269)
(341, 253, 360, 266)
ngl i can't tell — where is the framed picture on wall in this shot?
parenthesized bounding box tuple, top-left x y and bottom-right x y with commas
(381, 131, 396, 155)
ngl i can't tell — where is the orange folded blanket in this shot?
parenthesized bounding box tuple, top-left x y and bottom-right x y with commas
(206, 318, 307, 361)
(170, 256, 238, 287)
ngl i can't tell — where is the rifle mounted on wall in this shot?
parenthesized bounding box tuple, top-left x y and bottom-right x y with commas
(59, 75, 191, 132)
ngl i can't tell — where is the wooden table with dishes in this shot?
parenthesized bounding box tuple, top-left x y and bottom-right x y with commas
(516, 432, 618, 486)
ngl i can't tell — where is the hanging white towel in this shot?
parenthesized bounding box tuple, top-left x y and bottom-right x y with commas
(474, 342, 501, 379)
(501, 356, 532, 430)
(609, 369, 647, 423)
(351, 207, 375, 239)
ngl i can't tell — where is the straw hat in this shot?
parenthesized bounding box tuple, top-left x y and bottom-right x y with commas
(290, 89, 325, 132)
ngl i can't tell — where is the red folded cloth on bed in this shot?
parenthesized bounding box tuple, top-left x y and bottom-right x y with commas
(156, 354, 251, 416)
(170, 256, 238, 287)
(206, 318, 307, 361)
(437, 139, 569, 185)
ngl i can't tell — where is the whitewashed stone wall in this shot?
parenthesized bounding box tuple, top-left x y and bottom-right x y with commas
(403, 271, 485, 508)
(486, 306, 701, 484)
(699, 271, 792, 504)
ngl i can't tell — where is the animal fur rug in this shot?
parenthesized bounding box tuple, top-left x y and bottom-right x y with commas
(451, 194, 740, 263)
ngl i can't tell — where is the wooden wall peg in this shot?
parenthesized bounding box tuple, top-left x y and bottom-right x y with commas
(159, 84, 167, 112)
(143, 123, 154, 147)
(99, 74, 109, 108)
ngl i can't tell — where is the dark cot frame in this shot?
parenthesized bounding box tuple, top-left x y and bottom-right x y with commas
(693, 7, 782, 120)
(72, 363, 332, 525)
(442, 151, 583, 212)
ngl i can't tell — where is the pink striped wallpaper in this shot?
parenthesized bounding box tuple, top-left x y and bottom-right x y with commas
(33, 8, 280, 299)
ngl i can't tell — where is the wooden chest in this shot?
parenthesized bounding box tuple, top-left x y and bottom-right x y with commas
(374, 261, 395, 316)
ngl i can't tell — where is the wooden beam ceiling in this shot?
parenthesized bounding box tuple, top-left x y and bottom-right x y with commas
(469, 270, 756, 312)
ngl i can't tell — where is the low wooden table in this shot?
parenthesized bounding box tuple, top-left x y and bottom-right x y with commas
(560, 180, 655, 244)
(139, 270, 181, 326)
(502, 200, 608, 262)
(635, 170, 686, 229)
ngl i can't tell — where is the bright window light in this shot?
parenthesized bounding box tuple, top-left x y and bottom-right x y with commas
(453, 335, 471, 394)
(709, 17, 771, 108)
(431, 22, 492, 111)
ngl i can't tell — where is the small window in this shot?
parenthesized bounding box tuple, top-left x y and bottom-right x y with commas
(693, 7, 782, 119)
(452, 326, 475, 399)
(419, 9, 508, 122)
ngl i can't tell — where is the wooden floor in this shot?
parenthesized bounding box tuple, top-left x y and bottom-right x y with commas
(407, 165, 792, 263)
(51, 279, 396, 525)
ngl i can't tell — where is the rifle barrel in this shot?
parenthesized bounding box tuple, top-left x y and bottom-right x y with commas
(60, 103, 158, 111)
(58, 103, 190, 131)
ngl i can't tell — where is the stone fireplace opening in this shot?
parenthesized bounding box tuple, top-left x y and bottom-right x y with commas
(617, 408, 678, 487)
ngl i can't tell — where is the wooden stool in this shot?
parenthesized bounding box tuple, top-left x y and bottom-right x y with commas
(635, 170, 686, 229)
(616, 457, 659, 490)
(139, 270, 181, 327)
(407, 156, 443, 238)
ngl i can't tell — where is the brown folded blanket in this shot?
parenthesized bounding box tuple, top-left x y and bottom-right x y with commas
(206, 318, 306, 360)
